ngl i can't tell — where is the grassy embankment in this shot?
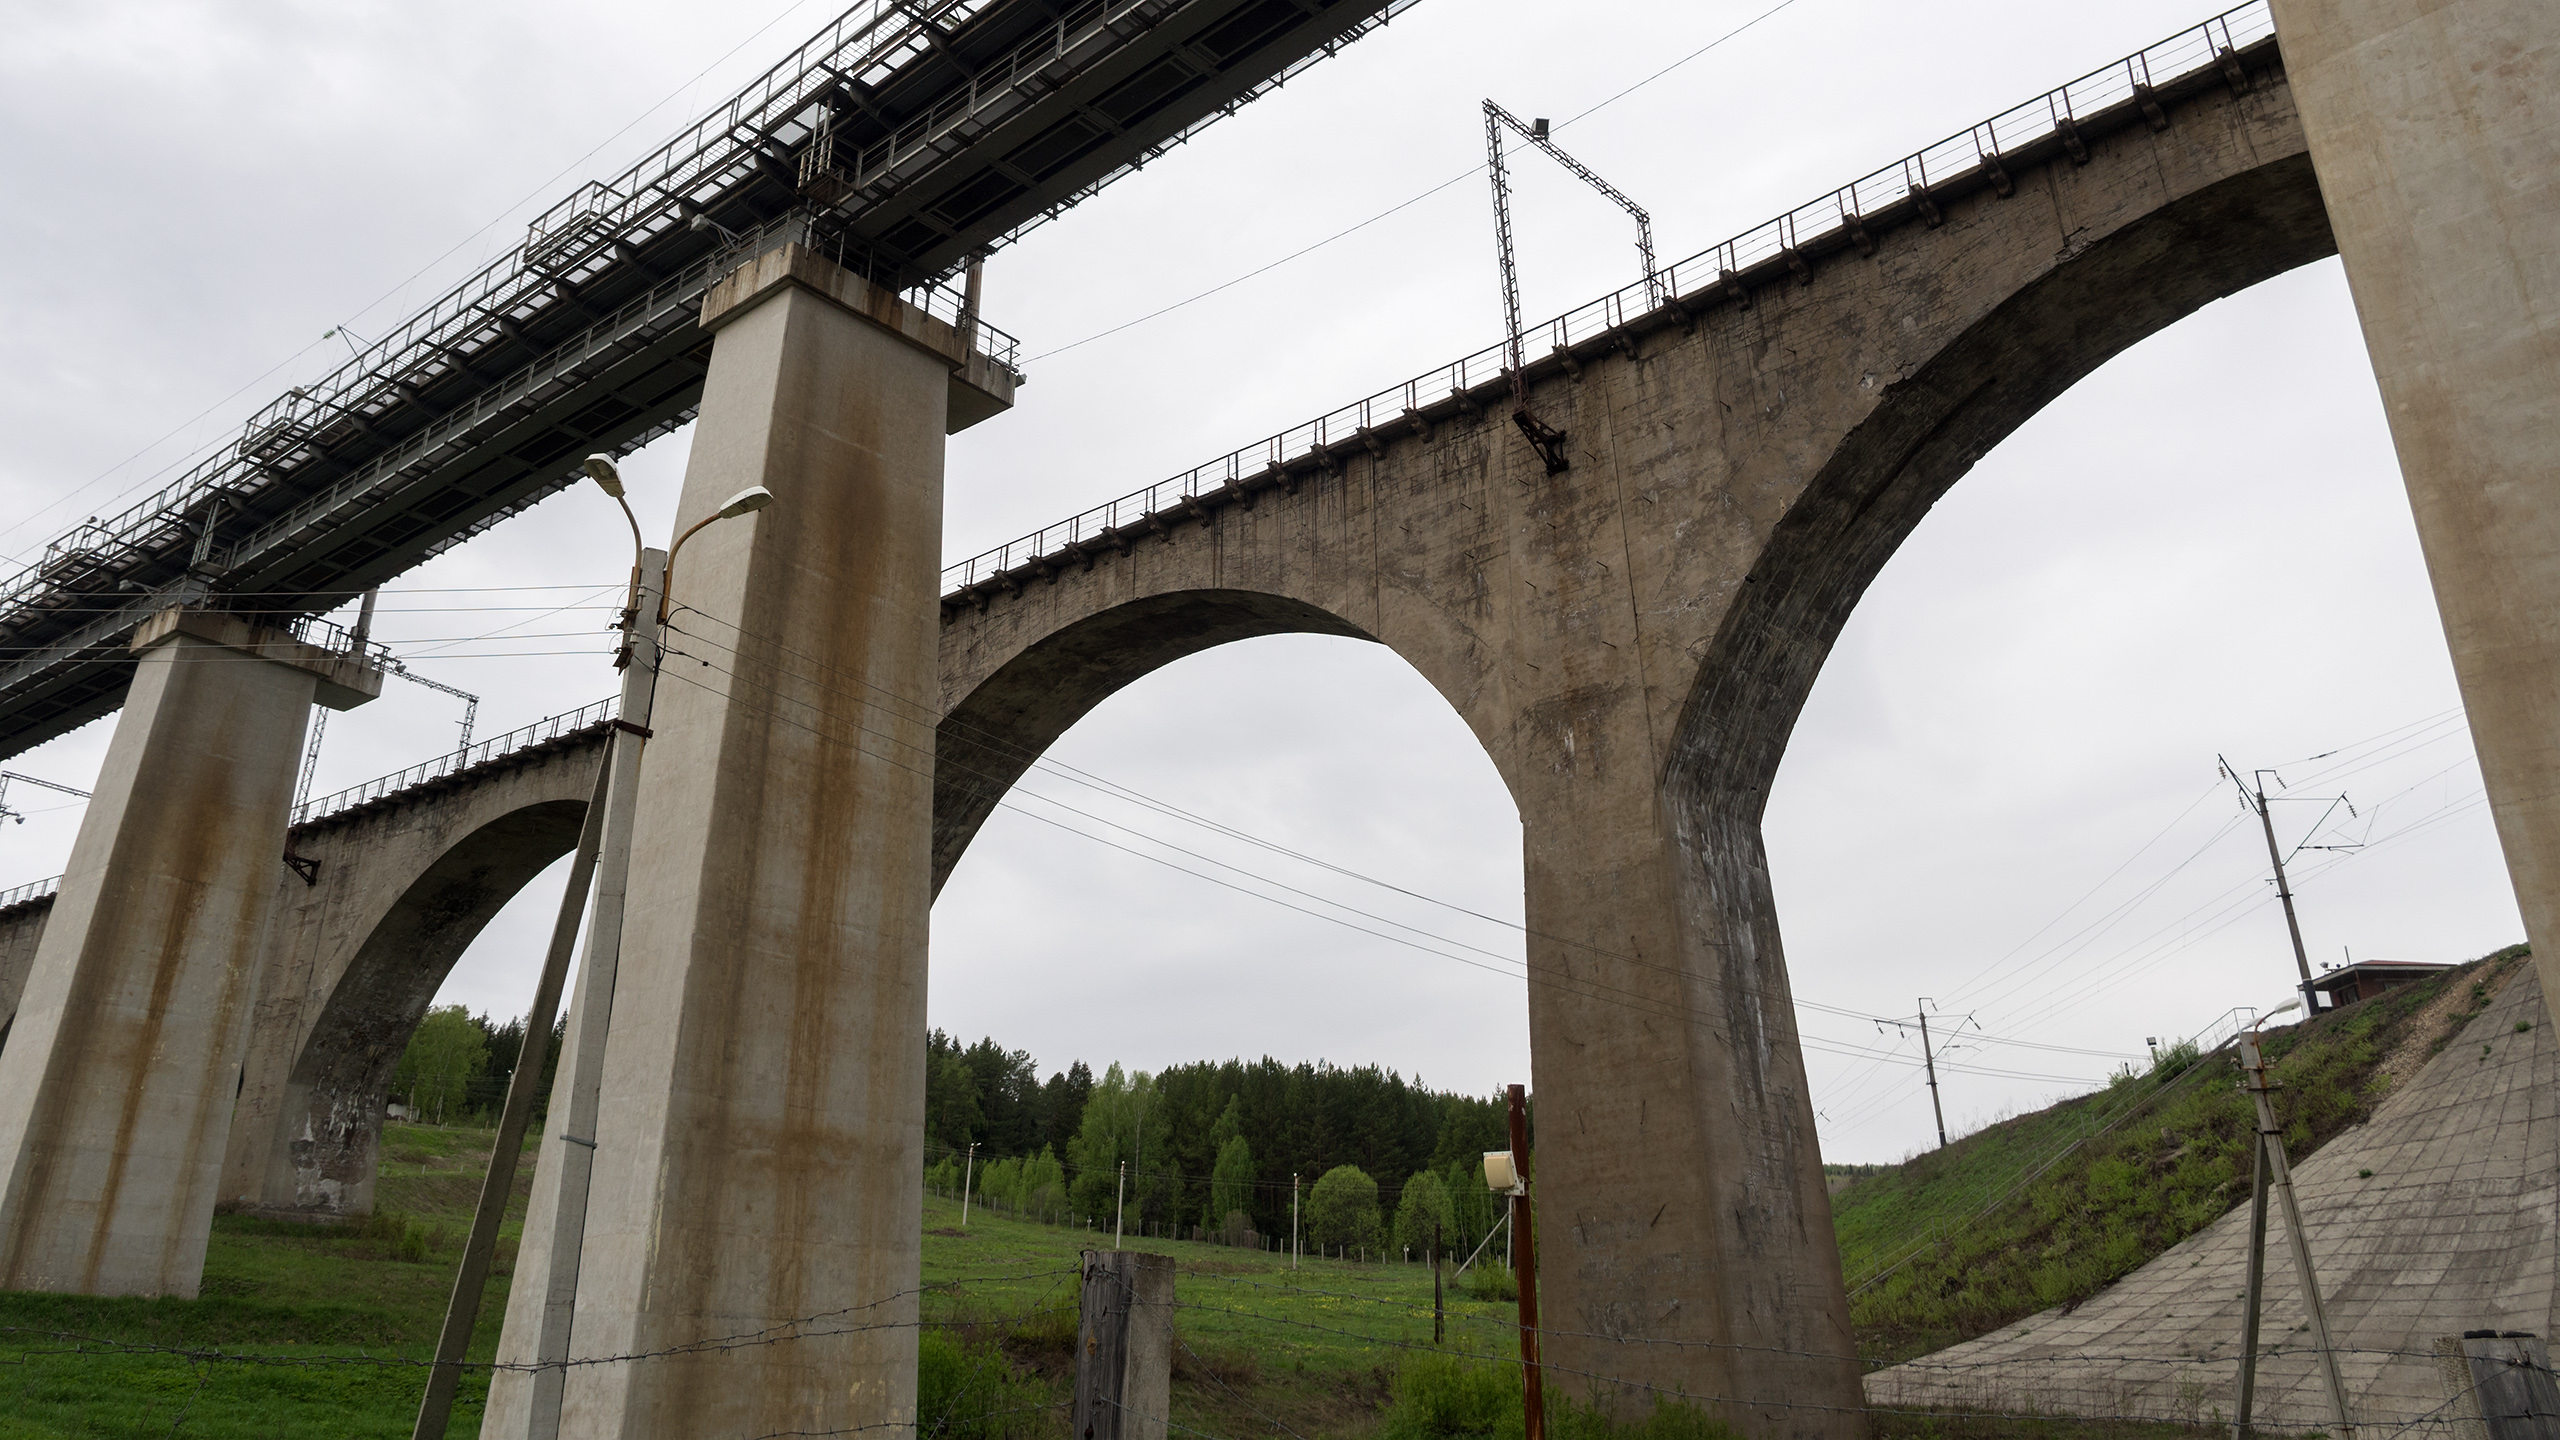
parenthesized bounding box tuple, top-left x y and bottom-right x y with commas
(1832, 946, 2530, 1364)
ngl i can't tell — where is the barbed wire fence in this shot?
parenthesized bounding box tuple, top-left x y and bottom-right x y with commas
(6, 1245, 2540, 1439)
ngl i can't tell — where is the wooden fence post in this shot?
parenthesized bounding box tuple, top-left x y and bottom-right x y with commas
(1073, 1249, 1175, 1440)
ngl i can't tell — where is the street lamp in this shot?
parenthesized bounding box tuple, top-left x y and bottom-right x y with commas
(412, 453, 776, 1440)
(662, 485, 775, 623)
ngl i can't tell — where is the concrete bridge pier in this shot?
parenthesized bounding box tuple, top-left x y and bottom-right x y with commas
(0, 609, 378, 1297)
(1515, 688, 1864, 1433)
(2268, 0, 2560, 1015)
(484, 245, 1012, 1439)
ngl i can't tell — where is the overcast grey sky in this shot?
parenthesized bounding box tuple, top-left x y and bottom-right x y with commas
(0, 0, 2519, 1164)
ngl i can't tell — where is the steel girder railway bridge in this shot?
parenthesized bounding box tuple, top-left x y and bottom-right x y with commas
(0, 0, 1414, 758)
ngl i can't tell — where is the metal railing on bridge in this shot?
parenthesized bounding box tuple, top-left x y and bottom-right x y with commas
(291, 696, 616, 827)
(0, 876, 60, 911)
(941, 0, 2276, 595)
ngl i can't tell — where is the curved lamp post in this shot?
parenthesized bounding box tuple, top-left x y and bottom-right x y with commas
(413, 455, 776, 1440)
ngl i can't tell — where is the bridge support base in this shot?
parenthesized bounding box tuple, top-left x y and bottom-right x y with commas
(485, 246, 1005, 1439)
(0, 610, 377, 1297)
(2270, 0, 2560, 1018)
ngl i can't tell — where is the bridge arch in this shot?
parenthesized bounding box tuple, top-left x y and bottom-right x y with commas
(932, 55, 2332, 1430)
(934, 589, 1409, 894)
(220, 730, 607, 1216)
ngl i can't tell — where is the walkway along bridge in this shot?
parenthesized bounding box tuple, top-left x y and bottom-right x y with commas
(0, 1, 2553, 1437)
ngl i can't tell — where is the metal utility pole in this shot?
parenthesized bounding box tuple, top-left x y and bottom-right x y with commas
(411, 741, 616, 1440)
(1917, 1002, 1949, 1149)
(2222, 757, 2360, 1018)
(521, 547, 666, 1439)
(1114, 1160, 1127, 1250)
(961, 1141, 978, 1227)
(0, 771, 90, 825)
(1505, 1083, 1546, 1440)
(388, 663, 481, 749)
(296, 588, 379, 809)
(1482, 100, 1657, 477)
(2231, 1032, 2353, 1439)
(415, 553, 661, 1440)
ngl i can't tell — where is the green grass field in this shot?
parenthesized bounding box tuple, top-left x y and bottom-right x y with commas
(14, 951, 2511, 1438)
(0, 1127, 1532, 1439)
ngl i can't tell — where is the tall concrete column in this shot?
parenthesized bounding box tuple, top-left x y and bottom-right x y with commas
(0, 609, 377, 1297)
(2267, 0, 2560, 1003)
(1508, 644, 1862, 1438)
(484, 244, 1011, 1439)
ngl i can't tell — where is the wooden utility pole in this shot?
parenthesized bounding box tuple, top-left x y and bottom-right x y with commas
(2231, 1032, 2353, 1439)
(1507, 1083, 1546, 1440)
(1073, 1249, 1175, 1440)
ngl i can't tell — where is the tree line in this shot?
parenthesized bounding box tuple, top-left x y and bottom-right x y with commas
(390, 1016, 1525, 1258)
(921, 1030, 1521, 1259)
(388, 1005, 563, 1125)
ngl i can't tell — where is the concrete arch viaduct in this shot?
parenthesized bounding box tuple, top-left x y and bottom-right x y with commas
(3, 2, 2555, 1434)
(0, 714, 612, 1218)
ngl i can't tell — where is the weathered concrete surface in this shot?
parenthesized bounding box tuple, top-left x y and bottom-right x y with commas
(0, 728, 607, 1221)
(222, 731, 605, 1217)
(933, 56, 2327, 1436)
(0, 610, 378, 1297)
(1866, 958, 2555, 1429)
(0, 893, 50, 1052)
(488, 248, 990, 1439)
(2267, 0, 2560, 1021)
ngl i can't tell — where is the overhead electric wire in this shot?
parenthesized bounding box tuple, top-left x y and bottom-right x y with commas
(1018, 0, 1809, 363)
(658, 602, 2104, 1082)
(645, 636, 2097, 1086)
(1, 0, 840, 564)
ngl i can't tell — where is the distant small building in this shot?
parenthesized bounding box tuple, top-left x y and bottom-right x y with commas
(2317, 958, 2455, 1008)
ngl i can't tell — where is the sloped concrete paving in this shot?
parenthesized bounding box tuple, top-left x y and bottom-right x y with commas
(1865, 962, 2555, 1431)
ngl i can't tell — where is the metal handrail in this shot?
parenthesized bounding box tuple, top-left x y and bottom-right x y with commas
(291, 696, 616, 827)
(941, 1, 2274, 595)
(0, 0, 1426, 634)
(0, 875, 60, 910)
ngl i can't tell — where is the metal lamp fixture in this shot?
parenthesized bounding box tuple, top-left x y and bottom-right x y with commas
(714, 485, 775, 518)
(583, 454, 627, 498)
(1482, 1150, 1526, 1196)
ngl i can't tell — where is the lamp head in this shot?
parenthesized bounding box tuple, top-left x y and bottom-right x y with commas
(583, 454, 625, 498)
(715, 485, 776, 520)
(688, 213, 713, 233)
(1482, 1150, 1524, 1195)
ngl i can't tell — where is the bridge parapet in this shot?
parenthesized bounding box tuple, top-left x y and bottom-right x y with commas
(291, 695, 616, 830)
(941, 0, 2280, 603)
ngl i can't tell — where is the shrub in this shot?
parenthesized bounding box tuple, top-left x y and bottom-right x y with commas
(916, 1329, 1048, 1440)
(1464, 1263, 1518, 1303)
(1305, 1164, 1383, 1253)
(1383, 1353, 1734, 1440)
